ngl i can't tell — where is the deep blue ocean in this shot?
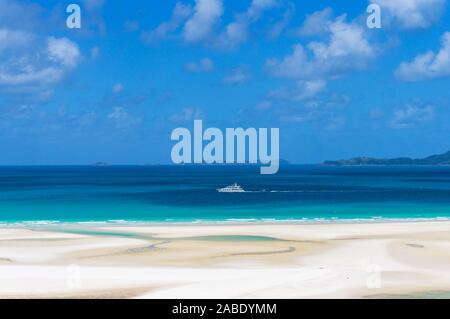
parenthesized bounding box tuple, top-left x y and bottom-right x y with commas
(1, 165, 450, 223)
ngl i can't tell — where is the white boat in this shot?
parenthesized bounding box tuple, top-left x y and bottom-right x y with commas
(217, 183, 245, 193)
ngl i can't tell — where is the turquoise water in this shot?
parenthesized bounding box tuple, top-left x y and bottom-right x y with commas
(1, 165, 450, 223)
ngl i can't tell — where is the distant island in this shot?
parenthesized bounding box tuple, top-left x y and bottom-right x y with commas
(93, 162, 110, 166)
(323, 150, 450, 166)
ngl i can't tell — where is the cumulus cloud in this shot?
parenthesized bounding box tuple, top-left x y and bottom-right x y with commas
(142, 2, 192, 43)
(0, 0, 102, 138)
(146, 0, 281, 48)
(183, 0, 223, 43)
(370, 0, 446, 29)
(0, 1, 82, 99)
(185, 58, 214, 72)
(0, 0, 81, 94)
(266, 15, 375, 80)
(223, 66, 251, 84)
(297, 7, 333, 36)
(266, 44, 308, 78)
(395, 32, 450, 81)
(0, 33, 81, 96)
(390, 104, 434, 128)
(246, 0, 280, 18)
(217, 0, 279, 48)
(47, 37, 81, 68)
(263, 12, 372, 125)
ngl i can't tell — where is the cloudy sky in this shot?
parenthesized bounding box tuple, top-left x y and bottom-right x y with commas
(1, 0, 450, 164)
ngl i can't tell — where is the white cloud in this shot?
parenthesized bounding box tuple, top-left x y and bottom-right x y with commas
(269, 80, 327, 101)
(266, 15, 375, 80)
(297, 7, 333, 36)
(0, 66, 63, 86)
(112, 83, 124, 93)
(0, 1, 82, 100)
(247, 0, 279, 19)
(142, 2, 192, 43)
(309, 17, 373, 61)
(296, 80, 327, 100)
(223, 67, 251, 84)
(151, 0, 281, 48)
(395, 32, 450, 81)
(266, 44, 309, 78)
(169, 107, 203, 123)
(268, 4, 294, 39)
(0, 33, 81, 97)
(47, 37, 81, 68)
(371, 0, 446, 29)
(185, 58, 214, 72)
(264, 12, 370, 122)
(107, 107, 141, 129)
(0, 29, 30, 52)
(183, 0, 223, 43)
(217, 0, 279, 48)
(390, 104, 434, 128)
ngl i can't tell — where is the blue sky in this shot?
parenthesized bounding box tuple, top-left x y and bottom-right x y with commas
(1, 0, 450, 164)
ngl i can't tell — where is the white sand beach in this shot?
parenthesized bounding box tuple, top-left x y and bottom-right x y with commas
(1, 221, 450, 298)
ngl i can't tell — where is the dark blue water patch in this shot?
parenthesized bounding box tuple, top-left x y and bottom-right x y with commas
(294, 165, 450, 177)
(123, 187, 450, 207)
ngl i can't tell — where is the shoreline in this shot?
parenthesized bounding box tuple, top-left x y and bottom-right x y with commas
(2, 216, 450, 228)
